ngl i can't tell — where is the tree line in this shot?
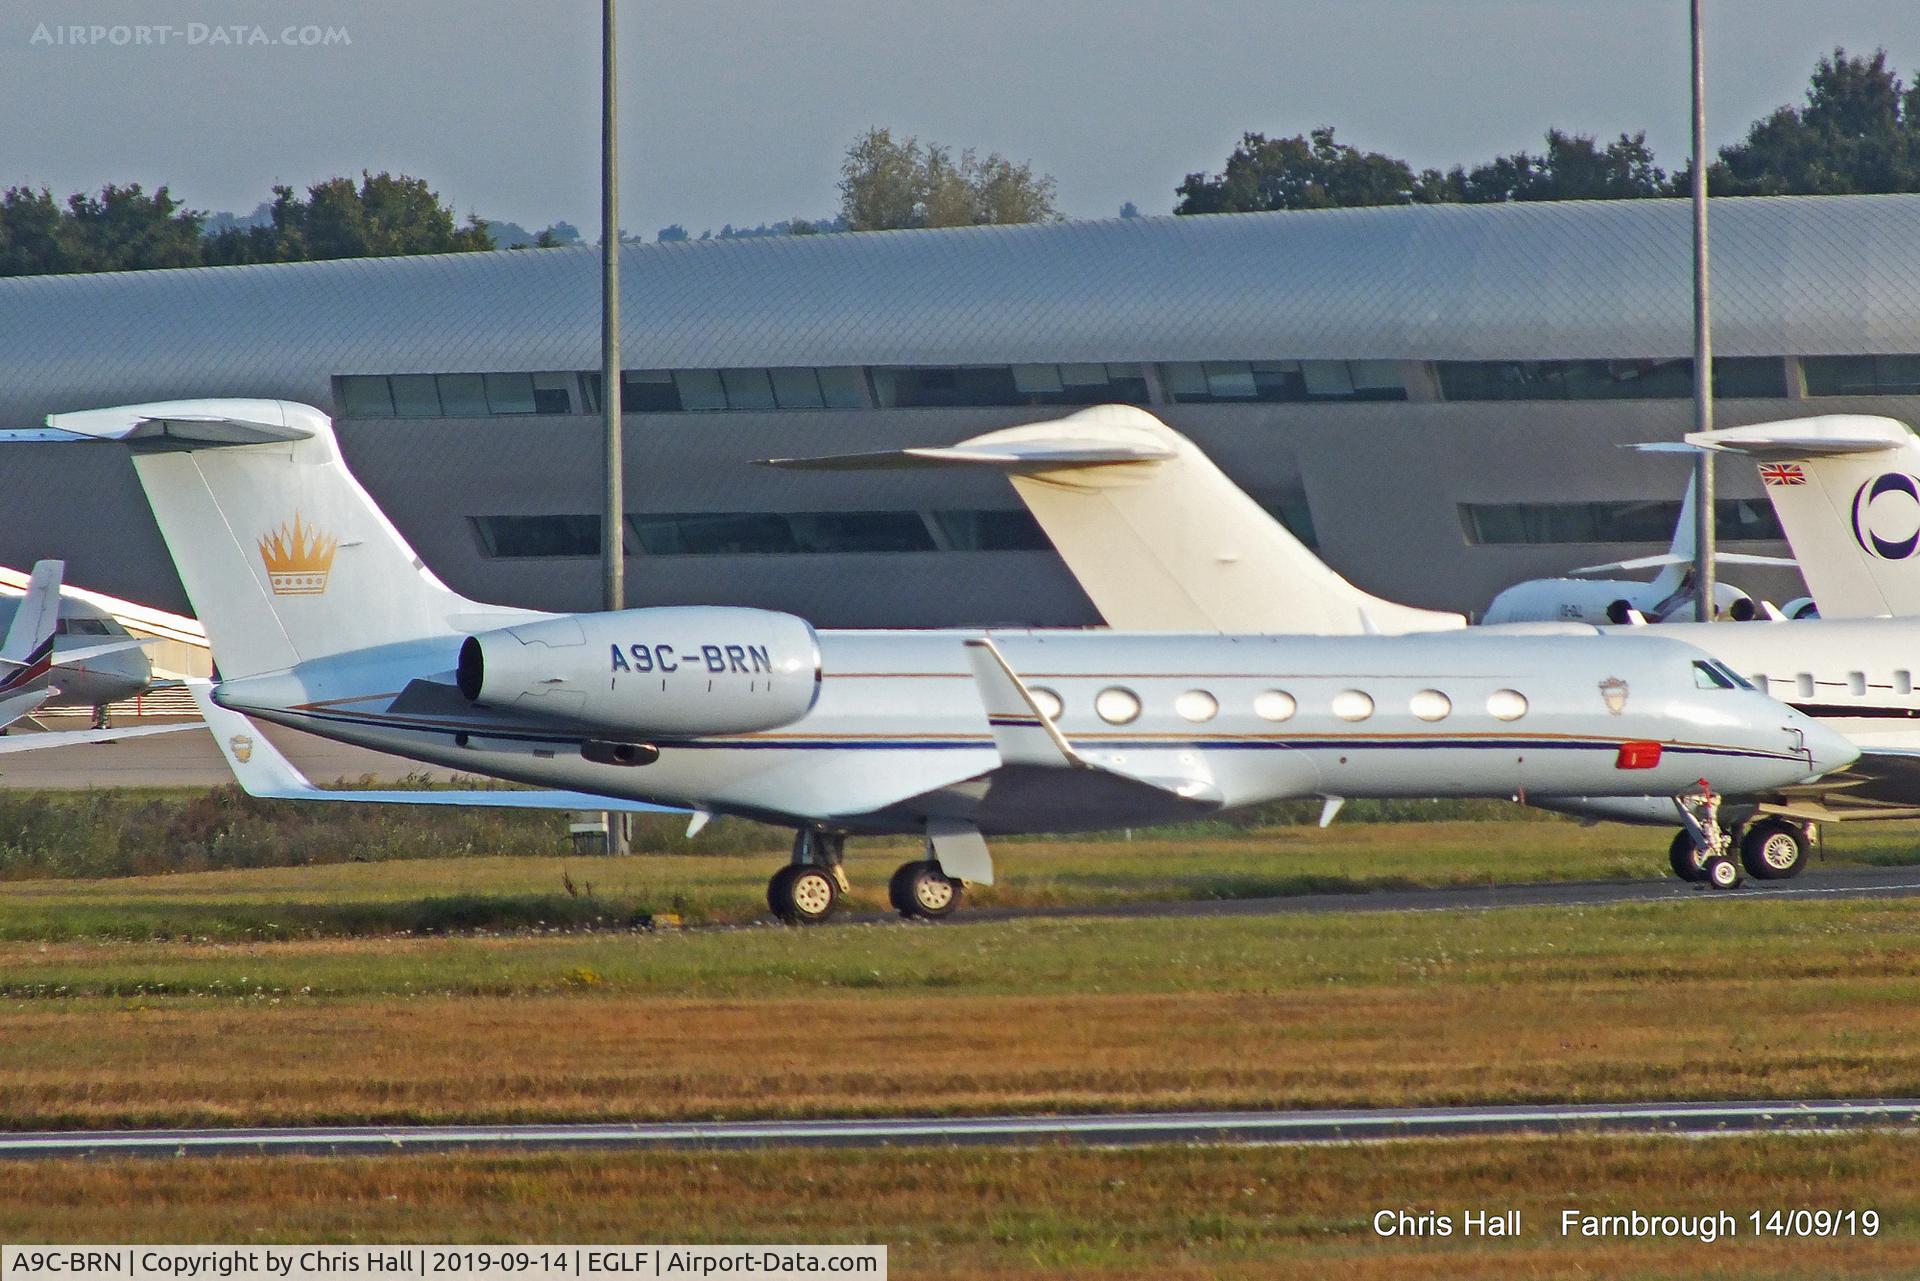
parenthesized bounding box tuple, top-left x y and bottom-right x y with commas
(3, 46, 1917, 278)
(1174, 47, 1920, 212)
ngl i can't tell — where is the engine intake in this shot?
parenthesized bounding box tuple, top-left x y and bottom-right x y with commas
(457, 605, 821, 738)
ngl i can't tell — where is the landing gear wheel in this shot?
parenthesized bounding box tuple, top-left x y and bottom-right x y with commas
(889, 859, 962, 920)
(768, 864, 838, 925)
(1703, 854, 1743, 891)
(1668, 829, 1708, 883)
(1740, 820, 1807, 881)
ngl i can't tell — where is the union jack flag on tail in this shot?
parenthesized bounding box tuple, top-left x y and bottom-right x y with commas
(1760, 463, 1807, 486)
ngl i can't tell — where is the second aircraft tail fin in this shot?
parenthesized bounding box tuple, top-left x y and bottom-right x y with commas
(768, 405, 1463, 635)
(1690, 414, 1920, 619)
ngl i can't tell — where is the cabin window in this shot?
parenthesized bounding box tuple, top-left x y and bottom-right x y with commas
(1795, 674, 1816, 699)
(1487, 689, 1529, 721)
(1094, 687, 1142, 725)
(1897, 670, 1913, 695)
(1409, 689, 1452, 721)
(1849, 672, 1868, 696)
(1174, 690, 1219, 722)
(1029, 687, 1064, 721)
(1332, 690, 1375, 722)
(1254, 690, 1297, 722)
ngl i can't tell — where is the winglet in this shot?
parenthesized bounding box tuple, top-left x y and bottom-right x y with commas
(962, 637, 1086, 769)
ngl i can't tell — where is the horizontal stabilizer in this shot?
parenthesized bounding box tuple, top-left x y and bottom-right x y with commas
(1569, 552, 1797, 575)
(189, 684, 683, 813)
(763, 438, 1176, 471)
(1685, 416, 1913, 460)
(24, 399, 319, 447)
(0, 719, 202, 755)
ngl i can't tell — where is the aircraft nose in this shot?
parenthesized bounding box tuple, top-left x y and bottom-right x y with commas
(1797, 716, 1859, 778)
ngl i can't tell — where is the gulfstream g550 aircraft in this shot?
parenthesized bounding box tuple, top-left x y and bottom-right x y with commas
(7, 400, 1851, 917)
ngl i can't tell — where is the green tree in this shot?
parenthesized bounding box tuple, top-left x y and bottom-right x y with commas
(1704, 47, 1920, 195)
(837, 127, 1058, 230)
(205, 172, 491, 264)
(1434, 130, 1667, 203)
(0, 187, 71, 276)
(1174, 127, 1425, 213)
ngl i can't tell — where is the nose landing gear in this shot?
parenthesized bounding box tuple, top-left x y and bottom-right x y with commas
(1672, 782, 1742, 890)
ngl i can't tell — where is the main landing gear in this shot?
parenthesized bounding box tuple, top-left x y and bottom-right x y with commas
(766, 821, 992, 924)
(1667, 784, 1813, 890)
(766, 829, 847, 925)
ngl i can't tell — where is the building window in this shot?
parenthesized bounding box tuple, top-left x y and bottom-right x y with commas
(1803, 355, 1920, 397)
(1459, 500, 1783, 545)
(437, 373, 489, 416)
(1161, 360, 1405, 404)
(625, 511, 937, 556)
(483, 373, 538, 415)
(871, 365, 1020, 408)
(1258, 496, 1318, 549)
(931, 509, 1051, 551)
(1434, 357, 1786, 401)
(472, 514, 602, 558)
(337, 375, 395, 417)
(390, 374, 442, 417)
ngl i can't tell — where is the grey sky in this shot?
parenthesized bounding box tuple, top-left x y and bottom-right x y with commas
(4, 1, 1919, 237)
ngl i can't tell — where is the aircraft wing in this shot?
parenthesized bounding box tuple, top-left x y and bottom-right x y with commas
(0, 719, 203, 754)
(188, 683, 684, 813)
(1766, 749, 1920, 822)
(0, 687, 54, 733)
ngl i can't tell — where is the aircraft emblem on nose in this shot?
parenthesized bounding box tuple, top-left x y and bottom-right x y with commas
(1599, 677, 1629, 715)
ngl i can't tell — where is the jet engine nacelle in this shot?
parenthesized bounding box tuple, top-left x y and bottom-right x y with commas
(457, 606, 821, 737)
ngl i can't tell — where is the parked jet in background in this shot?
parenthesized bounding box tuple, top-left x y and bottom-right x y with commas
(2, 399, 1853, 916)
(0, 559, 199, 755)
(1480, 480, 1795, 625)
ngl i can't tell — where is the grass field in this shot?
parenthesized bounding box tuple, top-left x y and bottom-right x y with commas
(4, 815, 1919, 940)
(4, 1135, 1919, 1278)
(7, 892, 1920, 1128)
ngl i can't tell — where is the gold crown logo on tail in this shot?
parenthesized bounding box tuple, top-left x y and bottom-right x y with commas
(258, 514, 339, 596)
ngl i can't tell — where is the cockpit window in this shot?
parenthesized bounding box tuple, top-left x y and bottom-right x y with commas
(1692, 660, 1737, 690)
(55, 617, 113, 636)
(1710, 660, 1755, 690)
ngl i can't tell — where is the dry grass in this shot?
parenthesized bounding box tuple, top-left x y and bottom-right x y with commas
(9, 918, 1920, 1126)
(3, 1135, 1919, 1278)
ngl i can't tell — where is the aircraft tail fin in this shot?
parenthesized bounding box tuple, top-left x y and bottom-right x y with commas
(768, 405, 1463, 635)
(12, 401, 526, 680)
(0, 559, 63, 697)
(1689, 414, 1920, 619)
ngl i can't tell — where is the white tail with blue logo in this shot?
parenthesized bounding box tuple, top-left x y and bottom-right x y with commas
(1690, 415, 1920, 620)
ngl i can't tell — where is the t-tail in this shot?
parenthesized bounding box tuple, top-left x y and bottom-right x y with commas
(19, 400, 537, 679)
(765, 404, 1464, 635)
(0, 558, 64, 694)
(1689, 414, 1920, 619)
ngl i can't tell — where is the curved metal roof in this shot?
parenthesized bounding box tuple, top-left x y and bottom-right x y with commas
(5, 193, 1920, 422)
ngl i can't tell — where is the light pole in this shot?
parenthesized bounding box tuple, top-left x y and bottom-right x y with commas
(1689, 0, 1716, 622)
(601, 0, 629, 854)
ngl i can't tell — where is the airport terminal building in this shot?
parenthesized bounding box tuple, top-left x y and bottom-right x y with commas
(6, 193, 1920, 626)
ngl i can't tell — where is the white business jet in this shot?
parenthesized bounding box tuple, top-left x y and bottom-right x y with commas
(0, 400, 1848, 917)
